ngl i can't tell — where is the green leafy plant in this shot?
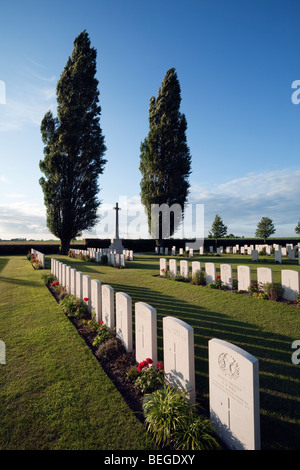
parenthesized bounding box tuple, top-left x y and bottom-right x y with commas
(252, 291, 268, 300)
(134, 359, 164, 394)
(191, 270, 205, 286)
(92, 321, 115, 347)
(95, 337, 125, 361)
(126, 364, 141, 383)
(41, 273, 55, 285)
(142, 386, 220, 450)
(264, 282, 284, 301)
(60, 294, 89, 319)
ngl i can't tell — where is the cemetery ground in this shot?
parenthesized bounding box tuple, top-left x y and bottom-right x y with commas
(0, 252, 300, 450)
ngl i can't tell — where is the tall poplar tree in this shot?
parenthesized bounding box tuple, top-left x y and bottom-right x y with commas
(39, 31, 106, 254)
(139, 68, 191, 244)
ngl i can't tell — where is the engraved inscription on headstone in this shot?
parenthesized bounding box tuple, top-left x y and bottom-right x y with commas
(209, 338, 260, 450)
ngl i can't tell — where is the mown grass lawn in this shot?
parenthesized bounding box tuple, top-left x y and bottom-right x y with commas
(1, 252, 300, 450)
(0, 256, 152, 450)
(50, 251, 300, 451)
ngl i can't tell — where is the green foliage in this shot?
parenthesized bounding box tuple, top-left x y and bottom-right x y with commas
(134, 363, 164, 394)
(208, 214, 227, 240)
(39, 30, 106, 254)
(95, 337, 125, 362)
(142, 386, 220, 450)
(255, 217, 276, 242)
(295, 219, 300, 235)
(264, 282, 284, 301)
(139, 68, 191, 239)
(41, 273, 55, 285)
(92, 322, 115, 347)
(126, 364, 141, 382)
(60, 294, 89, 319)
(191, 269, 206, 285)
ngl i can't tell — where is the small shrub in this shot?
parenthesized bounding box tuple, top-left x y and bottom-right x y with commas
(100, 255, 108, 265)
(92, 321, 115, 347)
(134, 359, 164, 394)
(264, 282, 284, 301)
(174, 274, 190, 283)
(191, 270, 205, 286)
(126, 364, 141, 382)
(60, 294, 89, 319)
(41, 273, 55, 285)
(248, 280, 258, 294)
(96, 337, 125, 361)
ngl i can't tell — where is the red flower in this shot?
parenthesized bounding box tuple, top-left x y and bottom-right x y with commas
(216, 275, 221, 279)
(145, 358, 153, 365)
(156, 362, 164, 370)
(138, 360, 148, 372)
(84, 297, 89, 302)
(99, 321, 103, 324)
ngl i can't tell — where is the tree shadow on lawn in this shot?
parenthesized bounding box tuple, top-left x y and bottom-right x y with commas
(0, 258, 9, 273)
(109, 280, 300, 450)
(0, 275, 42, 288)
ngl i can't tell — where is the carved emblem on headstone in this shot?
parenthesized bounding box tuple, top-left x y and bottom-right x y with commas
(218, 352, 239, 380)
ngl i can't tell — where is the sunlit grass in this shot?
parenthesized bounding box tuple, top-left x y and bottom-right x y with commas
(0, 256, 151, 450)
(52, 251, 300, 450)
(1, 252, 300, 450)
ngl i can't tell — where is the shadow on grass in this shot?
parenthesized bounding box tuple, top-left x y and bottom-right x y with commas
(107, 280, 299, 450)
(0, 258, 9, 273)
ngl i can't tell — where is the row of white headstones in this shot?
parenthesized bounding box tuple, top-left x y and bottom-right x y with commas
(31, 249, 45, 268)
(49, 256, 261, 451)
(156, 243, 300, 263)
(69, 248, 134, 265)
(160, 258, 300, 301)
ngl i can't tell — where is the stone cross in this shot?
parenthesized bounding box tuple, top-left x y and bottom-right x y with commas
(113, 202, 121, 239)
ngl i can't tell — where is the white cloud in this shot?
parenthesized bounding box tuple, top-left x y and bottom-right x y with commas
(1, 169, 299, 240)
(189, 168, 300, 237)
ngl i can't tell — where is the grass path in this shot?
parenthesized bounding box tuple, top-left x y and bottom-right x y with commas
(0, 256, 151, 450)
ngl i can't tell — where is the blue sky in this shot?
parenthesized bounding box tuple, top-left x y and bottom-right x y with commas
(0, 0, 300, 240)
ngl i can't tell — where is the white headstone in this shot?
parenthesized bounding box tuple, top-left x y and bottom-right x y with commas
(76, 271, 83, 299)
(192, 261, 201, 277)
(180, 260, 189, 279)
(209, 338, 260, 450)
(275, 250, 282, 264)
(135, 302, 157, 365)
(160, 258, 167, 276)
(281, 270, 299, 301)
(83, 275, 91, 311)
(91, 279, 101, 322)
(205, 262, 216, 285)
(257, 267, 273, 291)
(66, 266, 71, 294)
(163, 316, 196, 403)
(220, 264, 233, 289)
(70, 268, 76, 295)
(101, 285, 115, 329)
(237, 265, 251, 291)
(116, 292, 133, 352)
(169, 259, 177, 278)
